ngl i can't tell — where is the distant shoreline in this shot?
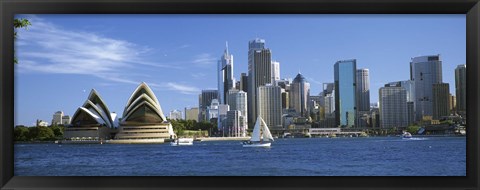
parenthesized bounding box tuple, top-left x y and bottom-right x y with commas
(13, 135, 466, 144)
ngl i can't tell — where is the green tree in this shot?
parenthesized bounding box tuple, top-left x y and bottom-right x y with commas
(27, 127, 39, 141)
(13, 18, 31, 64)
(36, 126, 55, 141)
(50, 125, 64, 138)
(14, 126, 29, 141)
(406, 125, 420, 134)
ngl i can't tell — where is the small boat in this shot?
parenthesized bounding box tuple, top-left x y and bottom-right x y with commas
(243, 117, 274, 148)
(402, 132, 412, 139)
(171, 138, 194, 146)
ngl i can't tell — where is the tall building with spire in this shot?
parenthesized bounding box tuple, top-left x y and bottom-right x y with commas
(218, 42, 235, 105)
(247, 38, 272, 127)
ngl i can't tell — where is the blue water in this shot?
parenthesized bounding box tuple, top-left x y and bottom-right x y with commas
(14, 137, 466, 176)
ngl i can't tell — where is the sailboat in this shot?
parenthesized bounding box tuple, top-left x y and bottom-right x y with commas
(243, 117, 274, 148)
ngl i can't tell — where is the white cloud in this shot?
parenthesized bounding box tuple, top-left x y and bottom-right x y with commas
(15, 16, 179, 84)
(150, 82, 200, 95)
(192, 53, 216, 67)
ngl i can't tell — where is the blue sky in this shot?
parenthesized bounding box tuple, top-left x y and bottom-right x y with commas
(14, 14, 465, 126)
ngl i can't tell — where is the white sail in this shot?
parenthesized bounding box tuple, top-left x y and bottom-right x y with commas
(250, 117, 262, 142)
(260, 117, 274, 142)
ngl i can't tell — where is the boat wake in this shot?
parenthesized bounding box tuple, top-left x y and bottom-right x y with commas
(403, 137, 429, 141)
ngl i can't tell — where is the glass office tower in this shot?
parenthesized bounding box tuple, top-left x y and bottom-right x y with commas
(334, 59, 357, 128)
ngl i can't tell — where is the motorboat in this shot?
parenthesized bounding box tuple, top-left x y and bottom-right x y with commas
(402, 132, 412, 139)
(243, 117, 274, 148)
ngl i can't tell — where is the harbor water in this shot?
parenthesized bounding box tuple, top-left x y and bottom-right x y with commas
(14, 137, 466, 176)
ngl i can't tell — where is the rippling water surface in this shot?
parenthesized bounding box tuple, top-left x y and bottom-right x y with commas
(14, 137, 466, 176)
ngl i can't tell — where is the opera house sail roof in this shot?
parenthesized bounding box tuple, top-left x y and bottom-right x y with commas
(65, 82, 175, 143)
(115, 82, 175, 142)
(70, 89, 115, 128)
(121, 82, 166, 124)
(65, 89, 115, 141)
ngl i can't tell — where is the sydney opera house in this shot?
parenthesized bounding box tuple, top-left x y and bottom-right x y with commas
(64, 82, 175, 143)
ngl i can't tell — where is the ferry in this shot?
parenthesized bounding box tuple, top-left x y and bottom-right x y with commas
(171, 138, 194, 146)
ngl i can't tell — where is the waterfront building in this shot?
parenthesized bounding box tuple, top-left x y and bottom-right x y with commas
(379, 84, 408, 128)
(309, 95, 322, 121)
(52, 111, 63, 126)
(207, 99, 220, 121)
(455, 64, 466, 116)
(290, 73, 311, 118)
(257, 84, 283, 132)
(217, 42, 235, 104)
(356, 69, 370, 112)
(448, 94, 456, 114)
(199, 90, 218, 122)
(168, 109, 183, 120)
(184, 107, 199, 121)
(356, 69, 370, 128)
(432, 83, 450, 120)
(225, 110, 247, 137)
(65, 89, 116, 140)
(271, 61, 280, 82)
(388, 80, 415, 124)
(115, 82, 175, 141)
(334, 59, 357, 128)
(62, 115, 71, 125)
(410, 55, 443, 121)
(406, 102, 415, 126)
(240, 73, 248, 93)
(370, 108, 380, 128)
(323, 83, 335, 116)
(227, 89, 248, 129)
(218, 104, 230, 131)
(275, 78, 292, 110)
(248, 38, 271, 127)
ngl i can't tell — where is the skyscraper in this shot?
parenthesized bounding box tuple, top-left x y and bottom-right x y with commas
(257, 84, 283, 132)
(410, 55, 442, 121)
(248, 38, 271, 127)
(455, 64, 466, 116)
(322, 83, 335, 116)
(356, 69, 370, 112)
(199, 90, 218, 122)
(227, 89, 248, 129)
(289, 73, 311, 117)
(432, 83, 450, 120)
(240, 73, 248, 93)
(217, 42, 235, 104)
(334, 59, 357, 128)
(355, 69, 370, 128)
(389, 80, 415, 124)
(379, 84, 408, 128)
(226, 110, 246, 137)
(271, 61, 280, 82)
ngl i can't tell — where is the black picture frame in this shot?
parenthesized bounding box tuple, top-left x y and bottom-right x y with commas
(1, 0, 479, 189)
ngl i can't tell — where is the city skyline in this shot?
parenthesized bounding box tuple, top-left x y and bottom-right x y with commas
(15, 14, 465, 126)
